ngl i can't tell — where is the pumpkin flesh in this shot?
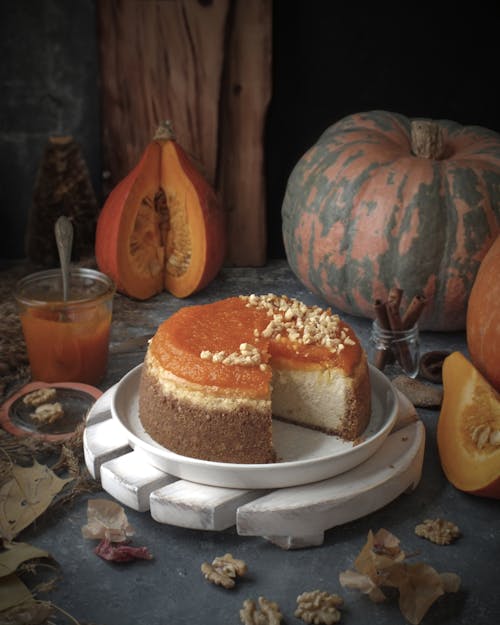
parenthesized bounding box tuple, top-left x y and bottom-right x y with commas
(160, 140, 226, 298)
(437, 351, 500, 498)
(95, 142, 163, 300)
(282, 111, 500, 331)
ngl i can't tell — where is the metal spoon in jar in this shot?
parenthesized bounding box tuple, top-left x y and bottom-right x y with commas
(55, 216, 74, 301)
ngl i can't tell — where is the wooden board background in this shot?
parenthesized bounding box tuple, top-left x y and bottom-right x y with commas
(97, 0, 271, 266)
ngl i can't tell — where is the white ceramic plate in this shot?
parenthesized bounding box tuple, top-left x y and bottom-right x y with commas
(111, 364, 398, 489)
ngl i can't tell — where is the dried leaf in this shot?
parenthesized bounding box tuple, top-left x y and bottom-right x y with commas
(0, 542, 50, 578)
(94, 538, 153, 563)
(338, 570, 386, 603)
(397, 562, 446, 625)
(440, 572, 461, 593)
(0, 597, 53, 624)
(0, 573, 33, 613)
(354, 528, 405, 583)
(339, 529, 461, 625)
(81, 499, 134, 542)
(0, 461, 73, 540)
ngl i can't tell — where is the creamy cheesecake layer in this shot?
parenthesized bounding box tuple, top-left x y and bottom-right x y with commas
(271, 357, 371, 439)
(145, 351, 270, 411)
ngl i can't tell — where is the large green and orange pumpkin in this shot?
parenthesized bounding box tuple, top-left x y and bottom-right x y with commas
(282, 110, 500, 331)
(467, 233, 500, 392)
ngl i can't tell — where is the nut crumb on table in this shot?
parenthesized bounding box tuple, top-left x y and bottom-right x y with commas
(240, 596, 282, 625)
(23, 387, 57, 406)
(201, 553, 247, 589)
(31, 401, 64, 424)
(415, 518, 460, 545)
(295, 590, 343, 624)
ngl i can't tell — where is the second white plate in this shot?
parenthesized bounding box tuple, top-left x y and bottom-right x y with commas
(111, 364, 398, 489)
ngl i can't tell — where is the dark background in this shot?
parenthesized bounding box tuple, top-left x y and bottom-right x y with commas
(1, 1, 499, 261)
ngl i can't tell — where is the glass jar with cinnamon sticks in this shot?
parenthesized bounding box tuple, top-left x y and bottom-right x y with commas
(369, 287, 426, 378)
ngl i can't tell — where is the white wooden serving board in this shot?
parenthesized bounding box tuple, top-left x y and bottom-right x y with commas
(84, 386, 425, 549)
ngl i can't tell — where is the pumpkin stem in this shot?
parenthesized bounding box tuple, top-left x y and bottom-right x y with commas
(410, 120, 446, 159)
(154, 120, 176, 142)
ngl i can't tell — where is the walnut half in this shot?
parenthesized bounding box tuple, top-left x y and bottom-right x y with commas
(201, 553, 247, 589)
(295, 590, 343, 625)
(31, 402, 64, 424)
(240, 596, 282, 625)
(415, 518, 460, 545)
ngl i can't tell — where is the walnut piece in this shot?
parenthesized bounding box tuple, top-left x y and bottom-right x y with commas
(23, 387, 57, 407)
(295, 590, 343, 624)
(242, 293, 356, 356)
(240, 596, 282, 625)
(415, 518, 460, 545)
(31, 402, 64, 424)
(201, 553, 247, 589)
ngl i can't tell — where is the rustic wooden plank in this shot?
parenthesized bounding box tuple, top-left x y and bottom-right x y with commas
(149, 480, 261, 531)
(98, 0, 230, 191)
(100, 450, 177, 512)
(218, 0, 272, 266)
(83, 417, 131, 480)
(236, 422, 425, 538)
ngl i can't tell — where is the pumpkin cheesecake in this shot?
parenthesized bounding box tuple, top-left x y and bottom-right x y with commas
(138, 294, 371, 464)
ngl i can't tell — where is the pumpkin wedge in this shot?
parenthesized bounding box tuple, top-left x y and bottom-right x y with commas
(95, 142, 163, 300)
(467, 234, 500, 392)
(95, 122, 226, 300)
(156, 123, 226, 298)
(437, 351, 500, 499)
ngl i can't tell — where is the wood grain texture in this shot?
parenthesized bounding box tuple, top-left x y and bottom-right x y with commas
(98, 0, 271, 266)
(218, 0, 272, 265)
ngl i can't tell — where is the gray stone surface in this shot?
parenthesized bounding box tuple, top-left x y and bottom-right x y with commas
(19, 261, 500, 625)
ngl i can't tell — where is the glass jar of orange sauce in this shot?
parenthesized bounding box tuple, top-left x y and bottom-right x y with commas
(15, 268, 115, 385)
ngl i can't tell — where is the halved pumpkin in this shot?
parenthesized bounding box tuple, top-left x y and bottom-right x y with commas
(95, 122, 226, 300)
(437, 351, 500, 499)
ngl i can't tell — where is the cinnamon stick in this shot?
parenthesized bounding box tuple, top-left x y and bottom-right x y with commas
(387, 286, 403, 311)
(373, 299, 391, 370)
(386, 298, 415, 374)
(402, 294, 427, 329)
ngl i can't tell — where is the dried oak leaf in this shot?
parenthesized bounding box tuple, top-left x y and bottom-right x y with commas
(397, 562, 460, 625)
(0, 598, 53, 625)
(0, 542, 50, 579)
(81, 498, 134, 542)
(94, 537, 153, 563)
(0, 460, 73, 541)
(339, 529, 461, 625)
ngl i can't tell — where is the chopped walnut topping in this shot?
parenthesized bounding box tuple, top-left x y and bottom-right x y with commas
(200, 343, 263, 367)
(240, 596, 282, 625)
(295, 590, 343, 624)
(201, 553, 247, 589)
(415, 518, 460, 545)
(242, 293, 355, 356)
(31, 402, 64, 424)
(23, 387, 57, 407)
